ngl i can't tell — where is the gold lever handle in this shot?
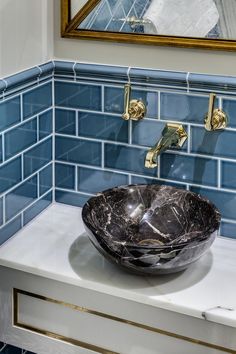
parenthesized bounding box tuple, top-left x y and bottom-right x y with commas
(122, 84, 131, 120)
(205, 93, 227, 131)
(122, 83, 146, 121)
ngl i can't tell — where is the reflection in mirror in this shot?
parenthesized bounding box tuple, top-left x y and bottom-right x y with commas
(71, 0, 88, 18)
(76, 0, 236, 40)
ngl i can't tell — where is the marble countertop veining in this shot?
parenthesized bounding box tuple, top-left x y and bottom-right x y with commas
(0, 203, 235, 328)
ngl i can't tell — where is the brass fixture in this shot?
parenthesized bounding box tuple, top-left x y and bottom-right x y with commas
(116, 16, 152, 30)
(145, 123, 188, 168)
(122, 83, 146, 121)
(205, 93, 227, 131)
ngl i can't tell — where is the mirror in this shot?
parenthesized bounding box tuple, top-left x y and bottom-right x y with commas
(61, 0, 236, 50)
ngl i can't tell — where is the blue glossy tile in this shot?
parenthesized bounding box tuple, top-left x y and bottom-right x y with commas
(24, 138, 52, 177)
(104, 86, 158, 118)
(220, 221, 236, 239)
(55, 108, 76, 135)
(104, 143, 156, 176)
(188, 73, 236, 93)
(6, 176, 37, 221)
(0, 79, 7, 93)
(0, 135, 2, 162)
(23, 191, 52, 226)
(5, 118, 37, 159)
(0, 198, 3, 226)
(5, 67, 40, 92)
(130, 68, 187, 88)
(54, 61, 75, 77)
(78, 167, 129, 194)
(55, 190, 90, 207)
(190, 187, 236, 221)
(7, 68, 39, 92)
(39, 109, 53, 139)
(222, 161, 236, 189)
(38, 62, 54, 79)
(55, 163, 75, 190)
(160, 153, 217, 186)
(23, 82, 52, 119)
(222, 99, 236, 128)
(131, 175, 186, 189)
(0, 157, 21, 194)
(0, 216, 21, 245)
(79, 112, 128, 143)
(74, 63, 128, 82)
(0, 96, 20, 132)
(39, 164, 52, 196)
(55, 81, 101, 111)
(132, 120, 166, 146)
(191, 127, 236, 159)
(55, 136, 101, 166)
(160, 93, 212, 124)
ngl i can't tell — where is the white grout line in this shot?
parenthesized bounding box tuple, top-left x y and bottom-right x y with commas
(75, 165, 78, 191)
(101, 85, 105, 112)
(56, 187, 94, 197)
(218, 160, 222, 189)
(20, 94, 23, 121)
(52, 77, 55, 202)
(186, 72, 190, 93)
(101, 142, 105, 169)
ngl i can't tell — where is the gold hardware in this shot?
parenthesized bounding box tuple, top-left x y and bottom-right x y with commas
(13, 288, 235, 353)
(145, 123, 188, 168)
(122, 83, 146, 121)
(205, 93, 228, 131)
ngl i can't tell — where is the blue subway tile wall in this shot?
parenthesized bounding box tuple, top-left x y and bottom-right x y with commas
(53, 60, 236, 240)
(0, 64, 53, 246)
(1, 60, 236, 250)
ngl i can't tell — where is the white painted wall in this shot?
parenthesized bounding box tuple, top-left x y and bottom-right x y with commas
(54, 0, 236, 75)
(0, 0, 53, 78)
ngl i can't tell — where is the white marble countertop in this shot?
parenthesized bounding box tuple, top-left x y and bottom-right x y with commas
(0, 203, 235, 328)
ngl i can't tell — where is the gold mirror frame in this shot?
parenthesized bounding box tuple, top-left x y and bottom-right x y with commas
(61, 0, 236, 51)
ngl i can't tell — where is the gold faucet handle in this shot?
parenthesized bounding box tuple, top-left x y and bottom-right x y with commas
(205, 93, 228, 131)
(122, 83, 146, 121)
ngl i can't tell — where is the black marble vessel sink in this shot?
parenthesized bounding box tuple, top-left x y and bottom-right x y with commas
(82, 185, 221, 275)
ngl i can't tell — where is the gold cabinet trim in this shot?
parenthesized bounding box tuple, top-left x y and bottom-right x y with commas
(13, 288, 236, 354)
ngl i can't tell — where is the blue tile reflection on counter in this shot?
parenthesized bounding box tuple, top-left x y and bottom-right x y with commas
(23, 191, 52, 226)
(0, 216, 21, 245)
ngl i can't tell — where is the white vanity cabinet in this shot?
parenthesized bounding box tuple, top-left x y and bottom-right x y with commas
(0, 204, 235, 354)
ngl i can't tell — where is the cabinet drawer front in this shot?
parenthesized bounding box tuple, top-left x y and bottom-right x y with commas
(13, 289, 235, 354)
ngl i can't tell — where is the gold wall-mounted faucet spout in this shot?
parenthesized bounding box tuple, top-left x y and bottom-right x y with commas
(205, 93, 227, 131)
(122, 83, 146, 121)
(145, 123, 188, 168)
